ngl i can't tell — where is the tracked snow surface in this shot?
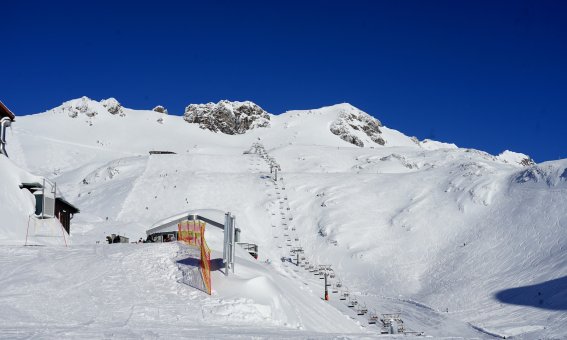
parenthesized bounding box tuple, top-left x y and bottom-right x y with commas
(0, 97, 565, 339)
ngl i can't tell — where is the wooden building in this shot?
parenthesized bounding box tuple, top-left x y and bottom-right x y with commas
(0, 101, 16, 157)
(0, 101, 16, 121)
(20, 182, 80, 234)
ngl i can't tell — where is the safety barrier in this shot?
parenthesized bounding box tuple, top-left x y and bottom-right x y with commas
(178, 219, 211, 295)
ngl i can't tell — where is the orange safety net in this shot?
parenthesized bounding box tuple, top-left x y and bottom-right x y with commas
(178, 220, 211, 295)
(178, 220, 202, 246)
(200, 221, 212, 295)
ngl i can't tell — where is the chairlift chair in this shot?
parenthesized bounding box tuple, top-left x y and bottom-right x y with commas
(347, 299, 356, 308)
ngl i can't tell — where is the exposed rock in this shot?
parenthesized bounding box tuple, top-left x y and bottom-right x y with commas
(57, 97, 124, 118)
(519, 158, 536, 167)
(100, 98, 124, 116)
(497, 150, 535, 167)
(330, 107, 384, 147)
(152, 105, 168, 114)
(62, 96, 97, 118)
(183, 100, 270, 134)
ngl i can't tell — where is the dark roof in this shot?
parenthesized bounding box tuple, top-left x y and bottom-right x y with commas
(20, 182, 44, 190)
(56, 197, 80, 214)
(0, 101, 15, 121)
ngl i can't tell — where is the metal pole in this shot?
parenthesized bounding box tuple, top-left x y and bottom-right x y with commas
(324, 272, 329, 301)
(41, 178, 45, 219)
(223, 212, 229, 276)
(231, 215, 236, 274)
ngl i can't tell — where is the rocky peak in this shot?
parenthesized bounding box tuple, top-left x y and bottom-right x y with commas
(329, 104, 385, 147)
(152, 105, 168, 114)
(497, 150, 536, 167)
(183, 100, 270, 134)
(56, 97, 124, 118)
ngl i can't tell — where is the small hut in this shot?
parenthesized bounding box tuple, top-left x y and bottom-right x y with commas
(20, 182, 80, 234)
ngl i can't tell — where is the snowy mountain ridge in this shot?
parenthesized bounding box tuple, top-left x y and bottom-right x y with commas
(38, 97, 535, 166)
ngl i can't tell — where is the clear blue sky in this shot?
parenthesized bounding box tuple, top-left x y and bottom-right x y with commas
(2, 1, 566, 161)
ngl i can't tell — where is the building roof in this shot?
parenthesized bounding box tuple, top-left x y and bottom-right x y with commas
(20, 182, 80, 213)
(146, 209, 226, 235)
(0, 101, 15, 121)
(56, 197, 80, 214)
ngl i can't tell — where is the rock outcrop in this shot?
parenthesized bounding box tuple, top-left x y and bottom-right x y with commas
(58, 97, 124, 118)
(184, 100, 270, 134)
(152, 105, 168, 114)
(100, 98, 124, 116)
(330, 106, 385, 147)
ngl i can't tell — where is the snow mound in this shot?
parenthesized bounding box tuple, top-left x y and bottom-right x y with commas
(420, 138, 458, 150)
(329, 104, 385, 147)
(497, 150, 535, 167)
(183, 100, 271, 134)
(0, 156, 42, 245)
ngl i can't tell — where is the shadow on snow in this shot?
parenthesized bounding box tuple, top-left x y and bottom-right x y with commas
(494, 275, 567, 311)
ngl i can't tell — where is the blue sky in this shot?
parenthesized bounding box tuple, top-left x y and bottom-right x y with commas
(2, 1, 566, 161)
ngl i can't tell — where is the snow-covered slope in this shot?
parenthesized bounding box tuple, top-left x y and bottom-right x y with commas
(2, 97, 565, 338)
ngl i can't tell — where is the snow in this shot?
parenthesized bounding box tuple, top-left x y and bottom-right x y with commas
(0, 97, 565, 338)
(497, 150, 534, 166)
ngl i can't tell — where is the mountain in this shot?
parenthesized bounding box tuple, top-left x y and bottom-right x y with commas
(1, 97, 565, 339)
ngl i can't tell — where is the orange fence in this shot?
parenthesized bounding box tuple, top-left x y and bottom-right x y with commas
(178, 220, 202, 246)
(178, 220, 211, 295)
(200, 222, 212, 295)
